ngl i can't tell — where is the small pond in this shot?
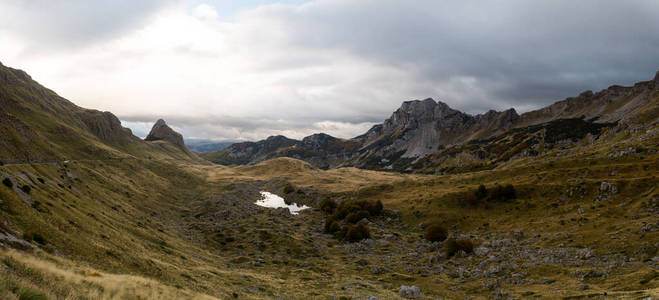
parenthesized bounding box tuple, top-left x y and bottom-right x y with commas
(255, 191, 310, 215)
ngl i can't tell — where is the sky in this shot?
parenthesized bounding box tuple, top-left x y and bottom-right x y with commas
(1, 0, 658, 141)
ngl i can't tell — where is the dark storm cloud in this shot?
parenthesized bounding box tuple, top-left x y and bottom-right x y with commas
(2, 0, 658, 141)
(249, 0, 659, 112)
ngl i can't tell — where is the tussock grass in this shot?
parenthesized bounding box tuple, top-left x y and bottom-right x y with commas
(0, 249, 217, 300)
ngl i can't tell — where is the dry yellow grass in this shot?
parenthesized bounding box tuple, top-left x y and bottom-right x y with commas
(1, 126, 657, 299)
(0, 249, 218, 300)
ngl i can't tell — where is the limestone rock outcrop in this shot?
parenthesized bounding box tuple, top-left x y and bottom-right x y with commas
(145, 119, 185, 147)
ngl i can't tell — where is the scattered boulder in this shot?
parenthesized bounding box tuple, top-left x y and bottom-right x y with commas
(512, 229, 524, 241)
(398, 285, 420, 299)
(599, 182, 618, 194)
(370, 265, 385, 274)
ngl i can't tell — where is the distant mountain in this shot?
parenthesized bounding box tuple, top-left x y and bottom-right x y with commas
(185, 139, 237, 153)
(202, 72, 659, 172)
(0, 61, 204, 164)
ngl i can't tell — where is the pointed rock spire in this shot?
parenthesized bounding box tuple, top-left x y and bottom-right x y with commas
(145, 119, 185, 147)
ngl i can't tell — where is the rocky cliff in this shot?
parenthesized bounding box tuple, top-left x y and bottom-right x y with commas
(145, 119, 185, 148)
(202, 71, 658, 172)
(0, 61, 204, 163)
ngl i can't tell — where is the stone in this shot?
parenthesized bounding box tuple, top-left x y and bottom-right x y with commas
(370, 265, 385, 274)
(398, 285, 421, 298)
(474, 247, 490, 257)
(145, 119, 186, 148)
(600, 182, 618, 194)
(512, 229, 524, 240)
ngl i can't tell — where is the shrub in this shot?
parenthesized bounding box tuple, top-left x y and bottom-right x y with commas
(464, 193, 480, 206)
(489, 184, 516, 202)
(334, 199, 384, 220)
(475, 184, 488, 199)
(424, 223, 448, 242)
(333, 203, 362, 220)
(2, 178, 12, 188)
(18, 288, 47, 300)
(324, 218, 340, 233)
(24, 232, 46, 245)
(364, 200, 383, 216)
(21, 185, 31, 194)
(445, 238, 474, 257)
(328, 221, 341, 233)
(345, 210, 370, 224)
(320, 199, 337, 214)
(283, 183, 295, 194)
(345, 223, 370, 242)
(502, 184, 516, 199)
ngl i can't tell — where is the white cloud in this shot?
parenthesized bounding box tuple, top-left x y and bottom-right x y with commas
(1, 0, 658, 141)
(193, 4, 218, 19)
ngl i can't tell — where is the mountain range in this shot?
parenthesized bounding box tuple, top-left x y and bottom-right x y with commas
(202, 72, 659, 172)
(0, 61, 657, 299)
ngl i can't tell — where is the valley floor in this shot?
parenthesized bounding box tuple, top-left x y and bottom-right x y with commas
(1, 131, 658, 299)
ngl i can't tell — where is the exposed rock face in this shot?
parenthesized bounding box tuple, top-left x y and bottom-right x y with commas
(517, 73, 659, 126)
(301, 133, 339, 150)
(145, 119, 185, 147)
(359, 98, 519, 159)
(202, 71, 658, 172)
(79, 110, 136, 143)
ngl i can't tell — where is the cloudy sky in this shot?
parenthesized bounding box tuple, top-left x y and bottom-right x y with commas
(1, 0, 658, 141)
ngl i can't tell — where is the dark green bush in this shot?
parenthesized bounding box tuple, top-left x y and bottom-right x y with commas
(345, 210, 370, 224)
(322, 199, 382, 242)
(328, 221, 341, 233)
(24, 232, 46, 245)
(424, 223, 448, 242)
(445, 238, 474, 257)
(333, 200, 383, 220)
(502, 184, 516, 199)
(2, 178, 12, 188)
(364, 200, 383, 216)
(18, 288, 47, 300)
(324, 217, 340, 233)
(21, 185, 31, 194)
(320, 198, 337, 214)
(464, 193, 480, 206)
(333, 203, 361, 220)
(344, 223, 370, 242)
(475, 184, 488, 199)
(283, 183, 295, 194)
(464, 184, 517, 206)
(489, 184, 516, 202)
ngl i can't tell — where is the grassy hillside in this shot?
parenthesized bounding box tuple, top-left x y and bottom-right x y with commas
(0, 62, 657, 299)
(0, 62, 205, 164)
(2, 121, 657, 298)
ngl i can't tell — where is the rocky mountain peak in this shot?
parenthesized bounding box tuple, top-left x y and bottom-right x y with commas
(79, 110, 135, 143)
(302, 133, 338, 149)
(145, 119, 185, 147)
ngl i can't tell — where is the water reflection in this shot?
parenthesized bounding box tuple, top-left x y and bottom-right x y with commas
(255, 191, 310, 215)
